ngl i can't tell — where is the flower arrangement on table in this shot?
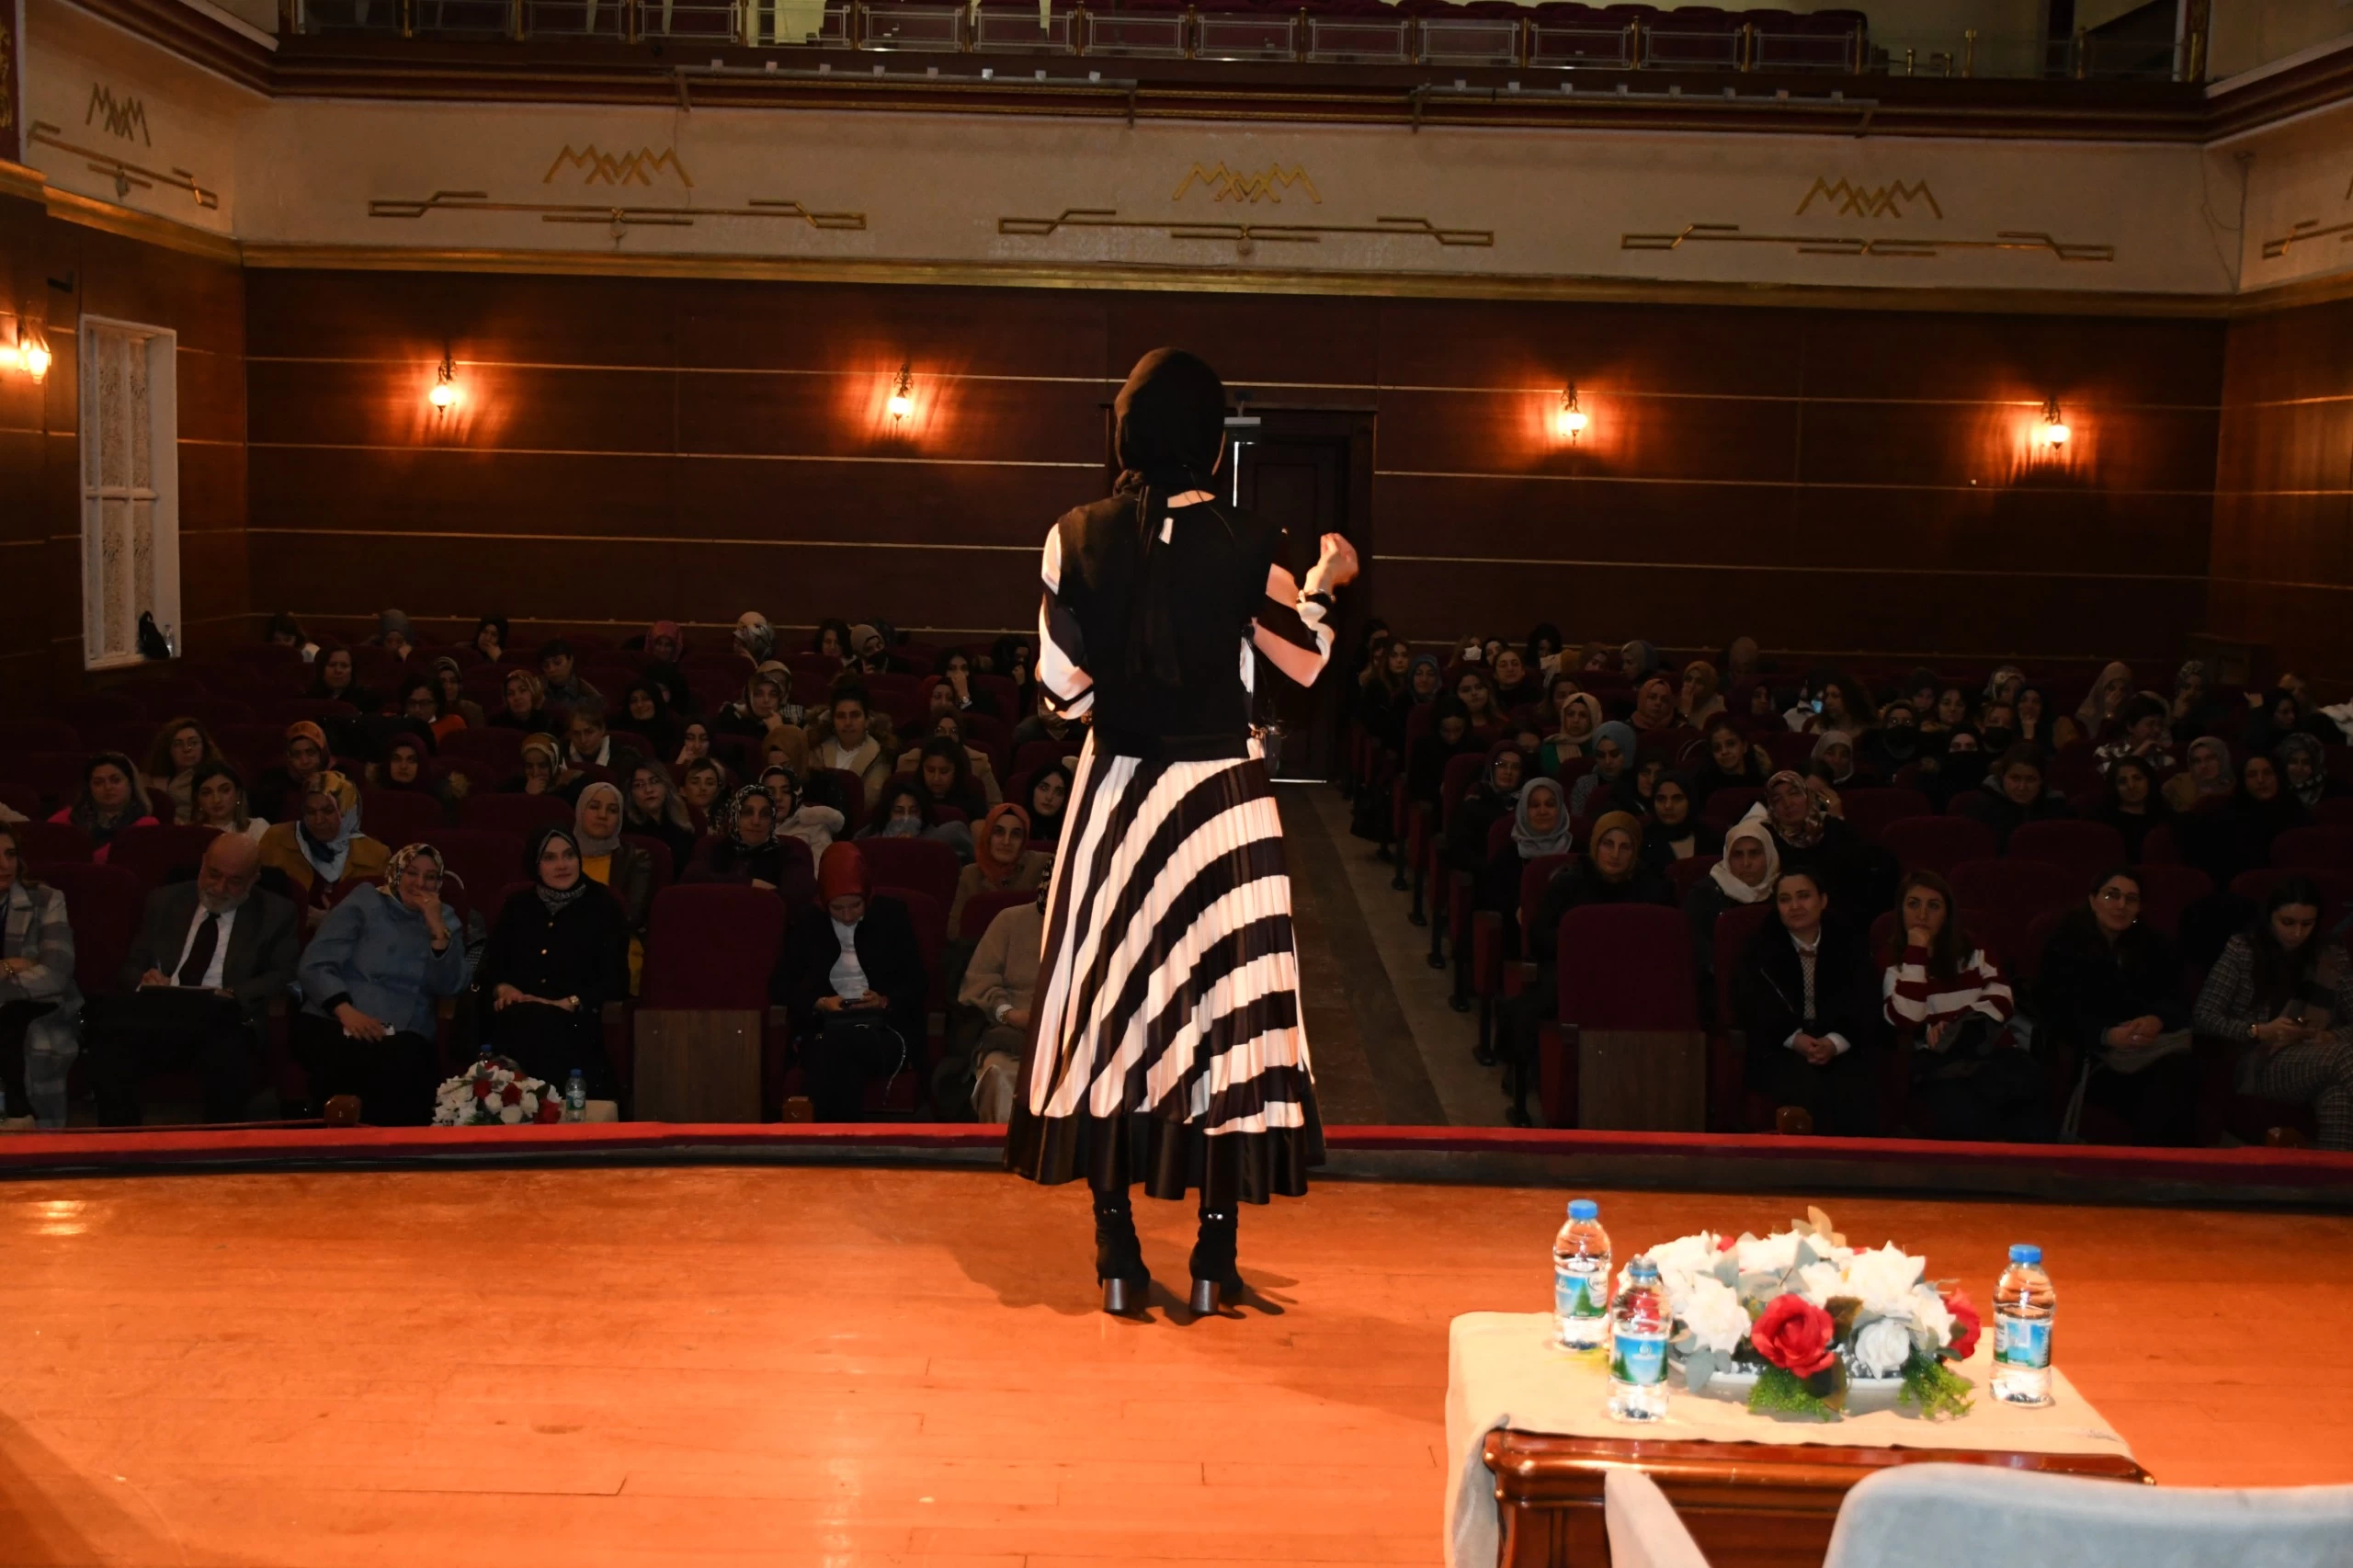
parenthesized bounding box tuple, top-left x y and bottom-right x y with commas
(432, 1056, 564, 1128)
(1626, 1210, 1979, 1422)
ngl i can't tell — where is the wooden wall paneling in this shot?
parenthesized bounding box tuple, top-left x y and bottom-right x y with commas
(1375, 297, 1806, 401)
(1374, 384, 1802, 485)
(1102, 290, 1381, 392)
(676, 282, 1111, 381)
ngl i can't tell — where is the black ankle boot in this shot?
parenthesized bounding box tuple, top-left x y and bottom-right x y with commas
(1188, 1206, 1242, 1314)
(1093, 1191, 1148, 1314)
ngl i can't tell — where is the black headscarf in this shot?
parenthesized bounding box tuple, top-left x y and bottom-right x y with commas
(530, 825, 590, 915)
(1112, 347, 1230, 686)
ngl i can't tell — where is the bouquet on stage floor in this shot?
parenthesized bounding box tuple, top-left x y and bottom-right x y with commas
(433, 1056, 564, 1128)
(1626, 1208, 1977, 1423)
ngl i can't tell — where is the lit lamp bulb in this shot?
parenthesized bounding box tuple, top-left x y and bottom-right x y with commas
(1556, 385, 1587, 441)
(22, 339, 50, 380)
(2039, 397, 2070, 448)
(429, 352, 459, 410)
(887, 360, 915, 421)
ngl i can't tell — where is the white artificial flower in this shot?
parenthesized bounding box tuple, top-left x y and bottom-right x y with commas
(1908, 1284, 1955, 1348)
(1734, 1232, 1800, 1277)
(1678, 1276, 1751, 1356)
(1795, 1260, 1847, 1306)
(1853, 1318, 1913, 1377)
(1842, 1245, 1927, 1316)
(498, 1103, 525, 1125)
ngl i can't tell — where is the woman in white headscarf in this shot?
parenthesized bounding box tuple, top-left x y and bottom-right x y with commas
(1683, 816, 1779, 1026)
(2074, 661, 2134, 737)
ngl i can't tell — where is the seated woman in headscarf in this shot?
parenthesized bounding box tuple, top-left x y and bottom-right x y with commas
(1746, 770, 1881, 915)
(772, 843, 928, 1122)
(1861, 700, 1925, 781)
(188, 761, 268, 843)
(2094, 755, 2173, 863)
(1953, 744, 2074, 852)
(641, 620, 690, 708)
(1445, 742, 1527, 880)
(1809, 730, 1874, 790)
(850, 621, 911, 676)
(369, 733, 456, 824)
(431, 656, 485, 730)
(1630, 676, 1678, 734)
(624, 759, 700, 876)
(804, 686, 896, 810)
(685, 785, 815, 908)
(620, 679, 686, 760)
(295, 843, 470, 1124)
(258, 772, 391, 928)
(1023, 761, 1074, 853)
(858, 778, 975, 863)
(142, 717, 225, 825)
(1684, 816, 1778, 1026)
(2162, 735, 2234, 814)
(466, 616, 509, 666)
(1640, 773, 1721, 875)
(1678, 661, 1723, 727)
(1688, 720, 1772, 812)
(812, 619, 853, 669)
(2178, 752, 2311, 889)
(949, 803, 1049, 932)
(574, 782, 653, 937)
(1567, 722, 1639, 819)
(733, 611, 777, 667)
(489, 669, 552, 733)
(50, 753, 160, 855)
(1539, 687, 1603, 778)
(759, 767, 845, 860)
(1407, 699, 1477, 812)
(475, 825, 631, 1096)
(1472, 775, 1573, 969)
(678, 758, 728, 830)
(2277, 733, 2351, 810)
(675, 719, 719, 778)
(2074, 662, 2135, 744)
(2168, 660, 2227, 744)
(1619, 640, 1661, 681)
(712, 665, 798, 746)
(307, 646, 381, 714)
(503, 734, 576, 798)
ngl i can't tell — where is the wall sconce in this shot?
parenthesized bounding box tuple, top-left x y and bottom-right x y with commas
(1, 324, 51, 381)
(2037, 396, 2070, 448)
(886, 360, 915, 421)
(1555, 384, 1587, 441)
(429, 351, 460, 410)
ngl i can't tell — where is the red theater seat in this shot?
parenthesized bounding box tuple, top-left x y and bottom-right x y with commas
(958, 887, 1036, 941)
(362, 790, 453, 849)
(41, 861, 142, 998)
(102, 824, 222, 895)
(2006, 819, 2128, 879)
(459, 793, 574, 836)
(1880, 815, 1997, 876)
(858, 837, 959, 915)
(1838, 787, 1932, 844)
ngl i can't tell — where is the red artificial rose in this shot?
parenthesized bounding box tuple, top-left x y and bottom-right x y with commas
(501, 1083, 522, 1106)
(1717, 1236, 1736, 1252)
(534, 1096, 563, 1124)
(472, 1079, 493, 1100)
(1941, 1289, 1981, 1359)
(1751, 1295, 1837, 1377)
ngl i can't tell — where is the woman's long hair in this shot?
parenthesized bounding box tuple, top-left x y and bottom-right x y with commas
(1887, 869, 1972, 978)
(142, 716, 222, 781)
(2247, 874, 2328, 1013)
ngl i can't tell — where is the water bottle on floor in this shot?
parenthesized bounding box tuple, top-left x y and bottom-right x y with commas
(1607, 1256, 1670, 1423)
(1992, 1244, 2055, 1407)
(563, 1070, 588, 1123)
(1552, 1199, 1612, 1349)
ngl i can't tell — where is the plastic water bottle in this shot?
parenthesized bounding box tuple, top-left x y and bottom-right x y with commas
(563, 1070, 588, 1124)
(1992, 1244, 2056, 1407)
(1552, 1199, 1612, 1349)
(1607, 1256, 1671, 1423)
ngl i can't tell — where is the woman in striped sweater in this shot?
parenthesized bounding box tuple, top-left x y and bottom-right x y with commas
(1881, 869, 2052, 1142)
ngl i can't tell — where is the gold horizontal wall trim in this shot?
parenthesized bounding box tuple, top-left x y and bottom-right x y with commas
(2212, 486, 2353, 497)
(278, 611, 1032, 638)
(2204, 574, 2353, 592)
(41, 183, 242, 266)
(1374, 469, 2216, 497)
(249, 526, 1035, 551)
(1370, 551, 2205, 583)
(246, 441, 1097, 469)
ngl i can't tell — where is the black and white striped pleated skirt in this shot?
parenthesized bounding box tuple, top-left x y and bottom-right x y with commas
(1004, 731, 1324, 1204)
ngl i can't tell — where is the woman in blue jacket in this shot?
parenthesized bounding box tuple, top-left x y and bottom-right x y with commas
(296, 843, 472, 1124)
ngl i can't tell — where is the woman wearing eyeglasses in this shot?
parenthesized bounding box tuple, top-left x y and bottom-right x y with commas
(2029, 867, 2194, 1145)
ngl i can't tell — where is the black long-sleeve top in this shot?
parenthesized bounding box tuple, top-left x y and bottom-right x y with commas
(474, 885, 632, 1015)
(1527, 862, 1676, 966)
(1730, 915, 1884, 1068)
(2029, 908, 2188, 1051)
(770, 898, 929, 1041)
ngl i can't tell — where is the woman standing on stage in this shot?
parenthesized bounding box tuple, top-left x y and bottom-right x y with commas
(1003, 347, 1358, 1317)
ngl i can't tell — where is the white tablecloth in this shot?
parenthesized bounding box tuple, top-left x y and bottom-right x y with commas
(1444, 1312, 2134, 1568)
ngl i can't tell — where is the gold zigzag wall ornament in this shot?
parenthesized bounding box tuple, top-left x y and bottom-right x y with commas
(369, 191, 866, 233)
(1171, 163, 1321, 205)
(85, 85, 150, 146)
(29, 120, 215, 209)
(544, 145, 695, 188)
(2259, 177, 2353, 261)
(1795, 176, 1940, 221)
(999, 208, 1489, 256)
(1621, 222, 2111, 262)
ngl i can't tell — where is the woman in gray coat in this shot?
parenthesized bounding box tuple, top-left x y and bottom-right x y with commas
(295, 842, 472, 1124)
(0, 824, 81, 1128)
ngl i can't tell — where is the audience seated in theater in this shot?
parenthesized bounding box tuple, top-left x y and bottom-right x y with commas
(773, 843, 926, 1121)
(624, 760, 701, 874)
(0, 824, 80, 1128)
(84, 833, 300, 1127)
(466, 616, 509, 666)
(759, 768, 842, 860)
(1953, 744, 2073, 852)
(733, 611, 777, 666)
(674, 718, 718, 775)
(1447, 744, 1526, 881)
(619, 679, 685, 760)
(1817, 675, 1877, 743)
(1575, 640, 1612, 675)
(1747, 771, 1881, 915)
(2094, 756, 2171, 862)
(1639, 773, 1721, 875)
(1407, 698, 1476, 811)
(900, 733, 1000, 818)
(2168, 660, 2227, 744)
(1620, 640, 1662, 681)
(397, 675, 460, 744)
(950, 803, 1049, 934)
(2277, 733, 2350, 809)
(250, 722, 327, 825)
(1475, 778, 1572, 968)
(574, 783, 653, 938)
(1721, 635, 1762, 686)
(563, 699, 632, 781)
(1862, 701, 1924, 779)
(1011, 687, 1088, 755)
(432, 656, 485, 730)
(1881, 869, 2049, 1143)
(539, 639, 599, 710)
(2013, 684, 2071, 751)
(686, 786, 809, 904)
(307, 646, 379, 714)
(266, 612, 320, 663)
(809, 619, 851, 668)
(931, 650, 1001, 720)
(504, 734, 574, 798)
(1454, 668, 1505, 740)
(1630, 676, 1677, 733)
(1023, 762, 1074, 853)
(954, 876, 1046, 1123)
(2193, 875, 2353, 1152)
(2164, 735, 2233, 813)
(859, 778, 973, 863)
(849, 621, 912, 676)
(712, 665, 795, 746)
(990, 632, 1039, 706)
(1488, 647, 1540, 712)
(1540, 688, 1603, 777)
(639, 619, 690, 710)
(189, 761, 268, 842)
(1921, 684, 1974, 740)
(1983, 664, 2026, 709)
(1809, 731, 1871, 790)
(806, 687, 895, 809)
(2094, 695, 2177, 776)
(50, 753, 159, 853)
(258, 773, 391, 928)
(1526, 624, 1563, 677)
(1689, 720, 1772, 812)
(369, 608, 415, 658)
(2244, 684, 2332, 756)
(491, 669, 553, 733)
(2029, 868, 2194, 1146)
(474, 825, 631, 1096)
(2178, 752, 2310, 889)
(1732, 867, 1883, 1137)
(370, 733, 455, 820)
(2075, 662, 2135, 741)
(142, 717, 225, 824)
(1567, 722, 1638, 820)
(1685, 817, 1778, 1026)
(1678, 661, 1723, 726)
(294, 843, 471, 1126)
(678, 758, 727, 826)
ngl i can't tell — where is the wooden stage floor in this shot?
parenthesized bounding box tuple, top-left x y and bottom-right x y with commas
(1, 1165, 2348, 1567)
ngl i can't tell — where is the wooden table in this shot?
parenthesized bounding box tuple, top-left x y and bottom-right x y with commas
(1480, 1429, 2152, 1568)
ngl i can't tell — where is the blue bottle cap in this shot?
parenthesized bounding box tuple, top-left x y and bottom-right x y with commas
(1627, 1256, 1660, 1279)
(2009, 1244, 2042, 1265)
(1567, 1199, 1597, 1221)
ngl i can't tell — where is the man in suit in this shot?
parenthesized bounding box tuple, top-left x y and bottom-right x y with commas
(83, 833, 300, 1125)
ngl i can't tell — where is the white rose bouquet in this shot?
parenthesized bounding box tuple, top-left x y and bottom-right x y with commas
(433, 1056, 564, 1128)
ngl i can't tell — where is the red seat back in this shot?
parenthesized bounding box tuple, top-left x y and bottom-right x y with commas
(1557, 903, 1698, 1029)
(1839, 787, 1932, 844)
(1666, 855, 1720, 902)
(1700, 786, 1762, 828)
(14, 820, 95, 867)
(875, 887, 946, 1008)
(1880, 814, 1997, 876)
(2133, 863, 2211, 937)
(2272, 824, 2353, 872)
(458, 792, 574, 836)
(0, 719, 82, 753)
(1519, 853, 1573, 937)
(959, 886, 1036, 940)
(1711, 900, 1775, 1026)
(1949, 857, 2083, 922)
(361, 789, 451, 849)
(640, 884, 788, 1010)
(2006, 818, 2128, 879)
(427, 827, 528, 922)
(1765, 732, 1818, 772)
(39, 862, 142, 997)
(1439, 752, 1486, 820)
(439, 726, 525, 771)
(102, 824, 222, 895)
(856, 837, 960, 913)
(2230, 867, 2351, 927)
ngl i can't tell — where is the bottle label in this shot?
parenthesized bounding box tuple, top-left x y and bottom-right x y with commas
(1555, 1258, 1609, 1320)
(1994, 1312, 2052, 1369)
(1611, 1327, 1669, 1387)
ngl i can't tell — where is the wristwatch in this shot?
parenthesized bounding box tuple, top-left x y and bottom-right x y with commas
(994, 1002, 1011, 1023)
